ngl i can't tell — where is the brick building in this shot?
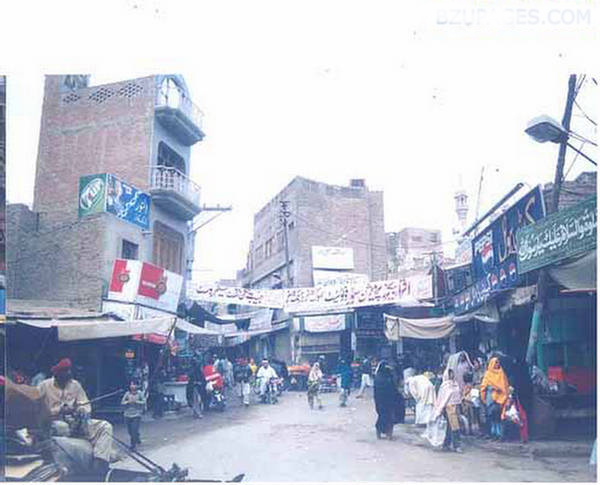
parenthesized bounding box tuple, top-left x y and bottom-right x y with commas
(386, 227, 443, 279)
(237, 177, 387, 365)
(239, 177, 387, 289)
(8, 74, 204, 309)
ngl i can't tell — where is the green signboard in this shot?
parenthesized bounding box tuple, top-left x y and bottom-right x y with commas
(78, 174, 107, 218)
(516, 196, 596, 274)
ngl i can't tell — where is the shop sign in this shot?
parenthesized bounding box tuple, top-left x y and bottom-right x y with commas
(516, 196, 596, 274)
(455, 186, 545, 315)
(403, 274, 433, 300)
(78, 173, 150, 229)
(108, 259, 183, 313)
(189, 284, 285, 309)
(311, 246, 354, 270)
(472, 185, 545, 286)
(303, 314, 347, 333)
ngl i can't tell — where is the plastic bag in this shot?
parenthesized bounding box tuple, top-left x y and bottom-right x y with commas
(422, 415, 447, 448)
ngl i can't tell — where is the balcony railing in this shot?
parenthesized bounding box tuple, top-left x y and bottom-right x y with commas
(151, 165, 201, 210)
(155, 83, 204, 145)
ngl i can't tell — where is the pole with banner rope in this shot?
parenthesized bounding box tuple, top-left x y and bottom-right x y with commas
(144, 317, 179, 401)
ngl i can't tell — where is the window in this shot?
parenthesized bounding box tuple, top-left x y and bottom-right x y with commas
(157, 142, 186, 174)
(152, 221, 184, 274)
(265, 237, 274, 259)
(276, 231, 284, 252)
(255, 245, 264, 264)
(121, 239, 139, 260)
(429, 233, 439, 243)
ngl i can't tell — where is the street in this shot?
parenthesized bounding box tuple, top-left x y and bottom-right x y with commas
(114, 389, 596, 482)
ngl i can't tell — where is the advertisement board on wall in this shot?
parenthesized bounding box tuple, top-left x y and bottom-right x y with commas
(454, 186, 546, 315)
(108, 259, 183, 313)
(516, 196, 596, 274)
(402, 274, 433, 300)
(79, 174, 107, 218)
(311, 246, 354, 270)
(105, 174, 151, 230)
(78, 173, 151, 229)
(313, 270, 368, 287)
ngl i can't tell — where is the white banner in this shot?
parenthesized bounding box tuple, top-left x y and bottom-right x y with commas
(311, 246, 354, 270)
(188, 284, 285, 308)
(189, 279, 425, 312)
(402, 274, 433, 300)
(313, 270, 369, 287)
(303, 314, 346, 333)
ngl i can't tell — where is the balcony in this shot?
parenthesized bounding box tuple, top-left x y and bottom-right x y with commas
(150, 166, 202, 220)
(155, 82, 205, 146)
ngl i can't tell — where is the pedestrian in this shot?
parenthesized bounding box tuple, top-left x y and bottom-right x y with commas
(307, 362, 323, 410)
(235, 359, 252, 407)
(187, 363, 206, 419)
(480, 357, 509, 440)
(31, 370, 47, 387)
(225, 357, 234, 390)
(151, 370, 167, 419)
(373, 361, 397, 440)
(433, 369, 463, 453)
(121, 381, 145, 450)
(406, 373, 436, 425)
(336, 359, 352, 407)
(445, 351, 474, 394)
(356, 357, 373, 398)
(500, 392, 528, 442)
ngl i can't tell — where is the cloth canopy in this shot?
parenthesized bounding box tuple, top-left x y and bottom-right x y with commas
(548, 250, 596, 290)
(384, 314, 456, 340)
(452, 301, 500, 324)
(16, 317, 220, 341)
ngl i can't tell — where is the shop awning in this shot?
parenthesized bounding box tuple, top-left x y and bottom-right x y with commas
(223, 321, 289, 339)
(452, 301, 500, 324)
(16, 317, 220, 341)
(384, 314, 456, 340)
(548, 250, 596, 290)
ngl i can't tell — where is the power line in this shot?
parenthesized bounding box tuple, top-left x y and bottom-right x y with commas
(573, 100, 597, 127)
(563, 141, 586, 180)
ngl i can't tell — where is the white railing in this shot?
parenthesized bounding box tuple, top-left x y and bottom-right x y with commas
(155, 82, 203, 131)
(151, 166, 201, 207)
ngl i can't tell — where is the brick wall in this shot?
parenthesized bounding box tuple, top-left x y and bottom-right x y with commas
(34, 76, 156, 228)
(7, 204, 106, 309)
(244, 177, 387, 287)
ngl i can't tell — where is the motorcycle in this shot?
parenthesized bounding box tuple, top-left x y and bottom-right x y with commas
(206, 381, 226, 412)
(254, 377, 279, 404)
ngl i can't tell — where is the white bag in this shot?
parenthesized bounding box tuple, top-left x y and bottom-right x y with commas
(422, 416, 447, 448)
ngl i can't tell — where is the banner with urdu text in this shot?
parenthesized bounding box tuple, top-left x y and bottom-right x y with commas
(188, 279, 419, 312)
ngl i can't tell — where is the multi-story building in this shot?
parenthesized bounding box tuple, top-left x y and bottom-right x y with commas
(8, 74, 204, 309)
(238, 176, 387, 365)
(239, 177, 387, 289)
(386, 227, 443, 279)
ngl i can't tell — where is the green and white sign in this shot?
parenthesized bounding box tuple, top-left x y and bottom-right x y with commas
(516, 196, 596, 274)
(78, 174, 107, 218)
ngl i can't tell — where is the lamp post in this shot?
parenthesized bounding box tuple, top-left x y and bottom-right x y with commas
(524, 74, 579, 366)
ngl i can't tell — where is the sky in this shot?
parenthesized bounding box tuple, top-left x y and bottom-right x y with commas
(3, 0, 598, 283)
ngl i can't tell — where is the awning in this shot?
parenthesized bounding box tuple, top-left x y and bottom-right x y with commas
(548, 250, 596, 290)
(452, 301, 500, 324)
(384, 314, 456, 340)
(16, 317, 220, 341)
(223, 322, 289, 339)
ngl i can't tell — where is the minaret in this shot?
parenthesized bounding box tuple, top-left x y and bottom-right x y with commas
(454, 176, 469, 233)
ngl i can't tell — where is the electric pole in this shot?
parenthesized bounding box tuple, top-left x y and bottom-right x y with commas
(280, 200, 292, 288)
(526, 74, 578, 365)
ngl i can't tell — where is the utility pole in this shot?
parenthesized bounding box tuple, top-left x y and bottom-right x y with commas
(526, 74, 577, 365)
(279, 200, 292, 288)
(430, 251, 439, 305)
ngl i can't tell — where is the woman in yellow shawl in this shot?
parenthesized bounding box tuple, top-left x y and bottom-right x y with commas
(480, 357, 509, 440)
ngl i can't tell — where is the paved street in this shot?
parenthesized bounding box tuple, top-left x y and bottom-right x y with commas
(114, 390, 596, 482)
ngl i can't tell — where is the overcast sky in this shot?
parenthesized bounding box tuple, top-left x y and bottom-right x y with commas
(4, 0, 597, 283)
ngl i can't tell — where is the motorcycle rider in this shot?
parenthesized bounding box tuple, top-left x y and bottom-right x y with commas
(37, 358, 113, 476)
(256, 359, 278, 402)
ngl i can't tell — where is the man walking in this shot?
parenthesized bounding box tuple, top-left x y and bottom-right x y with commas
(235, 359, 253, 407)
(336, 359, 352, 407)
(356, 357, 373, 398)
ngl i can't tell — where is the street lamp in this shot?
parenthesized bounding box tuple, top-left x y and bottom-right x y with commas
(525, 115, 597, 166)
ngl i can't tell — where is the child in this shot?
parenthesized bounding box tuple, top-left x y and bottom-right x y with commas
(121, 381, 146, 450)
(501, 393, 528, 442)
(461, 372, 476, 435)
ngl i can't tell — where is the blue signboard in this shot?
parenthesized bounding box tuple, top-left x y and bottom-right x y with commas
(105, 174, 151, 230)
(454, 186, 546, 315)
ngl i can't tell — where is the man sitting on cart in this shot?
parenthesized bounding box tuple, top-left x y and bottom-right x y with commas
(37, 358, 114, 476)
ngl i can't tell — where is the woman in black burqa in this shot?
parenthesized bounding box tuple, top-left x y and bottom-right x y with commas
(374, 360, 402, 440)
